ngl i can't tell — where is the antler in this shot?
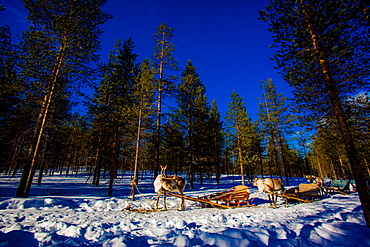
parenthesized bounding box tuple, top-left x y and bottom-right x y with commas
(160, 165, 168, 176)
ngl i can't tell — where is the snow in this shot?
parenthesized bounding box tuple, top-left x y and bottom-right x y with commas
(1, 173, 370, 246)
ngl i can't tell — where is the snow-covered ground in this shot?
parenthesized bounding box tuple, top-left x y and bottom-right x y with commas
(1, 172, 369, 246)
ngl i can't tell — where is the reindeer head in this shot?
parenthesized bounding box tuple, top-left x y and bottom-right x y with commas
(160, 165, 168, 176)
(305, 175, 314, 183)
(253, 178, 261, 186)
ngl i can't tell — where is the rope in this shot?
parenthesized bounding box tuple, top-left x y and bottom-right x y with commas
(130, 180, 153, 202)
(249, 190, 258, 203)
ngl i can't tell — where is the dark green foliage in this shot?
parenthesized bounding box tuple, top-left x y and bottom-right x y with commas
(258, 78, 296, 184)
(151, 23, 179, 177)
(174, 60, 210, 188)
(260, 0, 369, 121)
(0, 20, 25, 173)
(15, 0, 111, 197)
(207, 100, 224, 184)
(225, 91, 260, 185)
(89, 38, 139, 195)
(261, 0, 370, 226)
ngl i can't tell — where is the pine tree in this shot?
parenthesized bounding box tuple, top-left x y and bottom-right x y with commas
(309, 120, 353, 180)
(225, 91, 259, 185)
(208, 100, 224, 184)
(258, 78, 295, 185)
(346, 94, 370, 175)
(162, 118, 185, 174)
(260, 0, 370, 226)
(0, 13, 24, 174)
(89, 38, 138, 196)
(131, 59, 155, 200)
(151, 23, 179, 178)
(16, 0, 111, 198)
(37, 79, 74, 184)
(174, 60, 209, 189)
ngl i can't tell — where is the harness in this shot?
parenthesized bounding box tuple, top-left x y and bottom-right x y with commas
(264, 179, 275, 192)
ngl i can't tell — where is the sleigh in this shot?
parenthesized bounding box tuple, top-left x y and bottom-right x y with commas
(167, 185, 252, 209)
(201, 185, 252, 207)
(324, 180, 351, 194)
(281, 183, 322, 203)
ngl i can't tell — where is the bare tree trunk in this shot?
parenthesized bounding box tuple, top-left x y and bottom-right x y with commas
(37, 135, 49, 186)
(131, 109, 143, 200)
(277, 131, 289, 186)
(339, 156, 346, 179)
(108, 128, 119, 197)
(365, 159, 370, 177)
(92, 147, 102, 186)
(314, 148, 324, 178)
(237, 132, 245, 186)
(16, 44, 65, 198)
(258, 145, 264, 179)
(154, 60, 164, 179)
(307, 18, 370, 227)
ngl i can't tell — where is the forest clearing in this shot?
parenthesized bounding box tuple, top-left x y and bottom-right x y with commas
(1, 172, 369, 246)
(1, 0, 369, 239)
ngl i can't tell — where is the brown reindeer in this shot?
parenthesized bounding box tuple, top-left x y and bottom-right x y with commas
(305, 175, 324, 187)
(306, 175, 325, 196)
(253, 178, 286, 208)
(154, 165, 186, 211)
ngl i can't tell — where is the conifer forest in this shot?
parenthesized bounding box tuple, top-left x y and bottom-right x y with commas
(0, 1, 369, 224)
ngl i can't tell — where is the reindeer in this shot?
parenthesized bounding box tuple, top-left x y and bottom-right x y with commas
(253, 178, 287, 208)
(306, 175, 325, 196)
(305, 175, 324, 187)
(154, 165, 186, 211)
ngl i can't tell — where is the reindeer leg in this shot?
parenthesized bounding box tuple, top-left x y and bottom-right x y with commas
(155, 192, 161, 210)
(269, 193, 277, 208)
(163, 192, 167, 211)
(268, 193, 273, 207)
(179, 192, 185, 211)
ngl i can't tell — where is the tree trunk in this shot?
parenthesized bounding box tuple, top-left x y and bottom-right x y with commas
(277, 132, 289, 186)
(154, 60, 164, 179)
(16, 44, 65, 198)
(324, 72, 370, 226)
(237, 132, 245, 186)
(258, 145, 264, 179)
(92, 148, 102, 186)
(108, 127, 120, 197)
(314, 148, 324, 178)
(308, 20, 370, 227)
(131, 108, 143, 200)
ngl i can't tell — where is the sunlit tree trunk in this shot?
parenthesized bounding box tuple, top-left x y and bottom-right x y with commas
(16, 44, 65, 198)
(307, 19, 370, 226)
(131, 108, 142, 200)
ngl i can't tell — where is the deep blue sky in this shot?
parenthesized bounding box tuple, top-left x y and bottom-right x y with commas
(0, 0, 292, 120)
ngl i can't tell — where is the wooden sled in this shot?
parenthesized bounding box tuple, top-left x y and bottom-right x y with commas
(167, 185, 252, 209)
(282, 183, 322, 203)
(324, 180, 351, 195)
(199, 185, 252, 208)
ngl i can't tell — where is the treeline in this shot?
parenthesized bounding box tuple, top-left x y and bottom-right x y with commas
(0, 0, 369, 210)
